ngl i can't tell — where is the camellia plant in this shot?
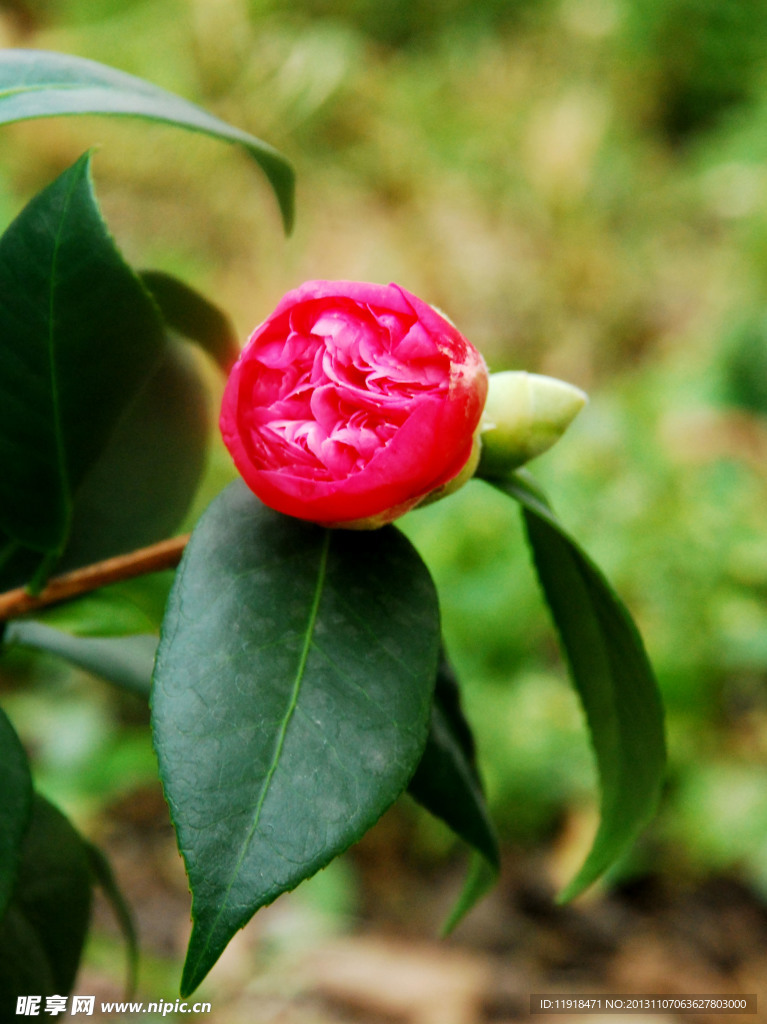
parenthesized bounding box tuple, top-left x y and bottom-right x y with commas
(0, 50, 665, 1006)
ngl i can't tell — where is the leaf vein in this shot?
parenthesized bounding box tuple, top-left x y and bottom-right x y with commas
(311, 640, 413, 741)
(188, 528, 332, 971)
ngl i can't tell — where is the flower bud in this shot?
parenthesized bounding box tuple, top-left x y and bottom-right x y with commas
(478, 370, 587, 475)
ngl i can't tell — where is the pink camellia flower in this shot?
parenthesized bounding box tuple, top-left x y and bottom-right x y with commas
(220, 280, 488, 527)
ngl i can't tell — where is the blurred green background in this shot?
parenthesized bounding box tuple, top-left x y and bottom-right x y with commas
(3, 0, 767, 995)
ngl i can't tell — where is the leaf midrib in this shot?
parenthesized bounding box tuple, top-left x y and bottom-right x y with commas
(188, 528, 332, 972)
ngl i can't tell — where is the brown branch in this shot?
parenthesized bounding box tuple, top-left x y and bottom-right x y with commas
(0, 534, 190, 622)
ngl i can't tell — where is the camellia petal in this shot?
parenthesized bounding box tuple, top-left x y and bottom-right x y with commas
(220, 280, 488, 527)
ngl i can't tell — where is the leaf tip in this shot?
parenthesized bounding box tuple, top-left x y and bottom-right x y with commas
(180, 917, 227, 998)
(554, 877, 588, 906)
(249, 143, 295, 235)
(179, 952, 203, 999)
(438, 852, 498, 937)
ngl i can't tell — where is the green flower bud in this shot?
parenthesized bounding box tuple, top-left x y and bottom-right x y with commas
(478, 370, 587, 475)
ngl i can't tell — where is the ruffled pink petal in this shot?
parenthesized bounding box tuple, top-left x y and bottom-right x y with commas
(220, 280, 488, 526)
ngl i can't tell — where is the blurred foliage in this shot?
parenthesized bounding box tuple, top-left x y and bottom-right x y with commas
(623, 0, 767, 140)
(260, 0, 545, 49)
(2, 0, 767, 948)
(721, 314, 767, 415)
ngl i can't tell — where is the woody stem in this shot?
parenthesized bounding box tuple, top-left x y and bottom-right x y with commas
(0, 534, 190, 622)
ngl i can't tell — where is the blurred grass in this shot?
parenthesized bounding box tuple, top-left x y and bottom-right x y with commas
(3, 0, 767, 922)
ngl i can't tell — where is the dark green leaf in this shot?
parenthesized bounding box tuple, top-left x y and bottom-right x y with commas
(0, 906, 56, 1006)
(0, 794, 93, 1012)
(4, 621, 156, 697)
(152, 481, 440, 995)
(86, 842, 138, 997)
(0, 152, 165, 574)
(0, 535, 41, 594)
(57, 340, 208, 572)
(140, 270, 240, 372)
(493, 471, 666, 901)
(408, 651, 499, 928)
(0, 341, 207, 591)
(0, 49, 294, 232)
(0, 708, 33, 918)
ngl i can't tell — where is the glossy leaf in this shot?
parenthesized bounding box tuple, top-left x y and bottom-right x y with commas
(0, 707, 33, 918)
(493, 471, 666, 900)
(0, 795, 93, 1012)
(152, 482, 440, 995)
(0, 333, 206, 594)
(141, 270, 240, 372)
(4, 621, 156, 697)
(0, 152, 165, 576)
(0, 49, 294, 232)
(408, 651, 499, 929)
(57, 340, 208, 573)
